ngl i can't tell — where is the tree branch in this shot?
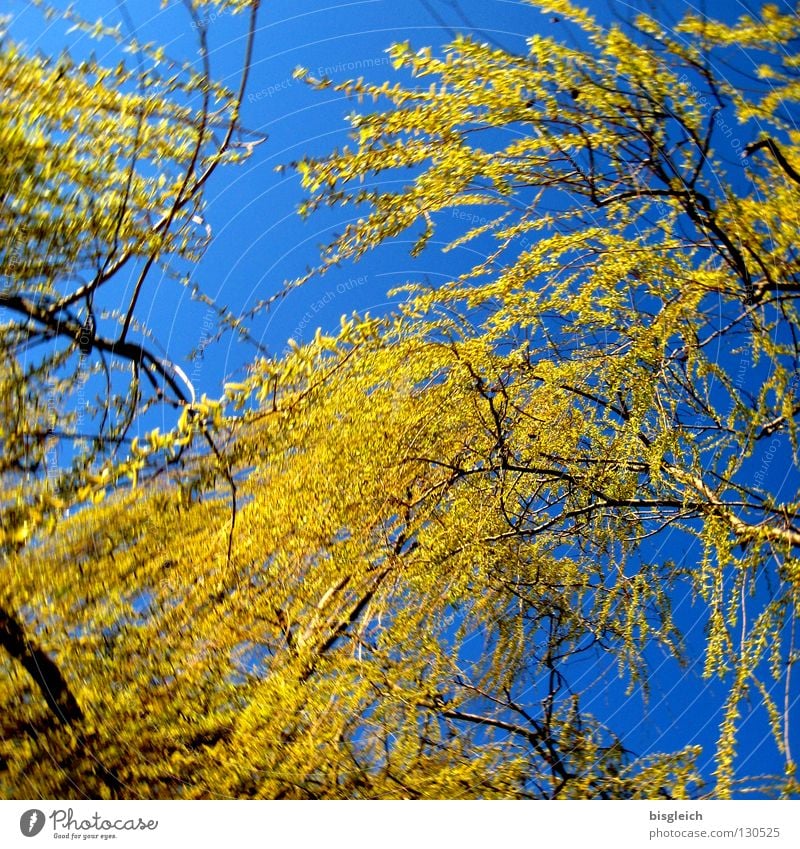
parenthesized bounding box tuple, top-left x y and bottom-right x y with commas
(0, 605, 84, 725)
(745, 137, 800, 187)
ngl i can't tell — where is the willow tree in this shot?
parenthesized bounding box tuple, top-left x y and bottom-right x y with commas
(0, 0, 261, 790)
(3, 0, 800, 799)
(0, 0, 261, 546)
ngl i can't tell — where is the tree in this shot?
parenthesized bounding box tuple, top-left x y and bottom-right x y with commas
(0, 0, 262, 549)
(2, 0, 800, 799)
(0, 0, 262, 794)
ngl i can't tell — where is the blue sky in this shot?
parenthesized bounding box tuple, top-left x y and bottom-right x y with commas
(4, 0, 799, 795)
(4, 0, 773, 395)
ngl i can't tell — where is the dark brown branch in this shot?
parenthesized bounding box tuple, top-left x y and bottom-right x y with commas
(0, 605, 84, 725)
(745, 137, 800, 187)
(0, 292, 190, 403)
(315, 568, 390, 660)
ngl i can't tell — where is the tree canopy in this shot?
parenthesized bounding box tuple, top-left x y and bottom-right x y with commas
(2, 0, 800, 799)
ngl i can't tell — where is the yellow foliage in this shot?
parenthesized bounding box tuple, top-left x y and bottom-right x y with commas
(2, 0, 799, 800)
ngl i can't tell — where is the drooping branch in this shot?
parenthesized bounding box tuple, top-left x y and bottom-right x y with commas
(50, 0, 263, 320)
(0, 291, 191, 404)
(745, 137, 800, 188)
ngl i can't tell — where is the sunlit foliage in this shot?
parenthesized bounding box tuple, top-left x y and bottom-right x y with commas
(2, 0, 799, 799)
